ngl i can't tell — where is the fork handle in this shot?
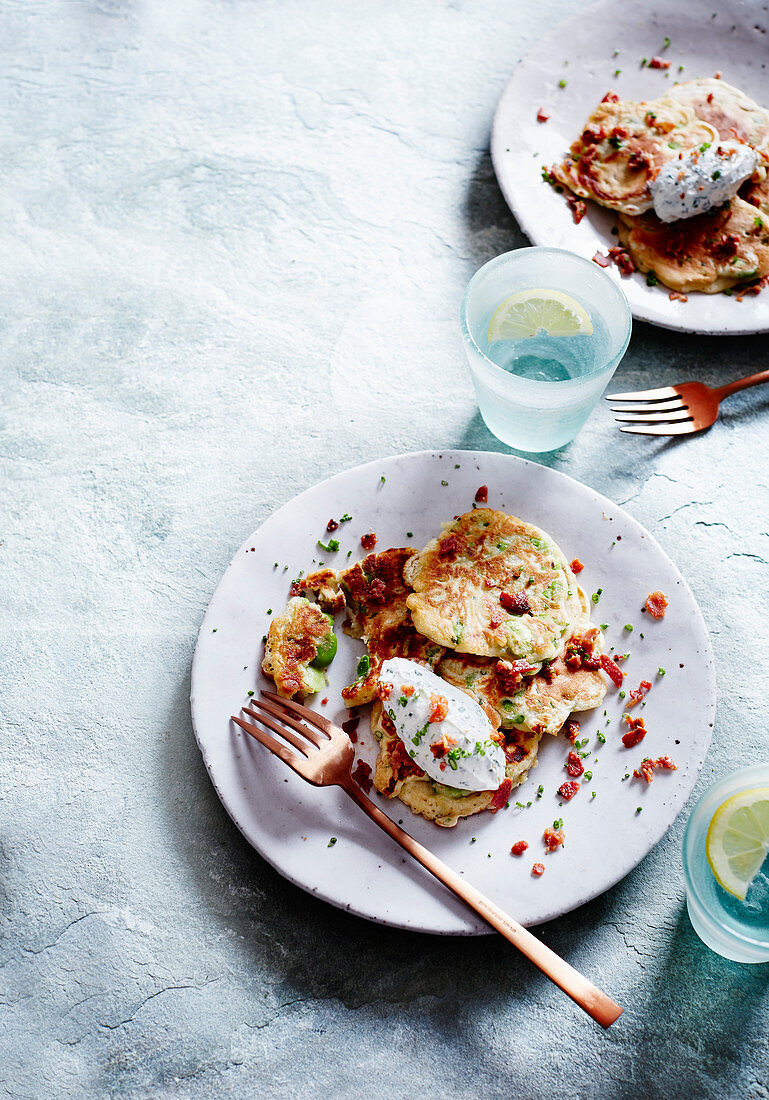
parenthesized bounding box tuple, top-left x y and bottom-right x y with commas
(715, 368, 769, 400)
(342, 780, 622, 1028)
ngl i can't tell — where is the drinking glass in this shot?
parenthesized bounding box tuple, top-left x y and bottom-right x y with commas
(682, 764, 769, 963)
(460, 247, 632, 453)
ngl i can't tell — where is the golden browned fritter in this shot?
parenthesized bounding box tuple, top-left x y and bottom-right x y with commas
(552, 92, 718, 216)
(403, 509, 582, 663)
(618, 196, 769, 292)
(262, 596, 334, 698)
(339, 548, 443, 707)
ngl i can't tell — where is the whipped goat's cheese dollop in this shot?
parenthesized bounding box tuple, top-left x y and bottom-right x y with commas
(649, 140, 758, 223)
(378, 657, 505, 792)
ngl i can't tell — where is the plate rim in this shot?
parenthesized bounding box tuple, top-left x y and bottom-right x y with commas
(190, 448, 717, 934)
(489, 0, 769, 336)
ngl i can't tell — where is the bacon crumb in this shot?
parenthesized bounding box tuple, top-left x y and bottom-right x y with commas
(532, 862, 545, 876)
(360, 532, 377, 550)
(326, 518, 339, 532)
(592, 251, 612, 267)
(601, 91, 620, 103)
(428, 695, 449, 723)
(536, 107, 550, 122)
(566, 751, 585, 778)
(622, 715, 647, 748)
(495, 658, 537, 694)
(430, 741, 446, 759)
(402, 685, 414, 697)
(352, 759, 372, 792)
(342, 716, 360, 735)
(558, 780, 580, 801)
(565, 193, 587, 224)
(608, 246, 636, 275)
(669, 291, 688, 302)
(645, 591, 668, 619)
(649, 56, 671, 69)
(600, 653, 625, 687)
(570, 558, 584, 574)
(563, 718, 581, 744)
(633, 754, 678, 782)
(474, 485, 488, 503)
(288, 580, 302, 597)
(376, 681, 393, 702)
(439, 533, 461, 557)
(544, 827, 565, 852)
(626, 680, 653, 708)
(490, 778, 513, 811)
(500, 590, 531, 614)
(511, 840, 529, 856)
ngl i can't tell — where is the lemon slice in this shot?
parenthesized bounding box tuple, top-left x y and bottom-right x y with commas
(487, 288, 593, 342)
(706, 787, 769, 900)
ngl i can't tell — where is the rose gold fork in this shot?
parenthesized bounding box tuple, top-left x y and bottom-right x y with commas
(606, 367, 769, 435)
(231, 690, 623, 1028)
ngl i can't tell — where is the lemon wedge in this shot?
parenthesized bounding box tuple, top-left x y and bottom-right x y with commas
(706, 787, 769, 900)
(487, 288, 593, 343)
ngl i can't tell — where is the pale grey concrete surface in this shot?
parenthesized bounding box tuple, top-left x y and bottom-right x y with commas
(2, 1, 769, 1097)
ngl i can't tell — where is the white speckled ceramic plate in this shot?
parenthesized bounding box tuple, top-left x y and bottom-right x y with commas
(191, 451, 716, 934)
(491, 0, 769, 334)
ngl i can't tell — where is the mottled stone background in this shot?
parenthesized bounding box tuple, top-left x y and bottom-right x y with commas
(2, 1, 768, 1097)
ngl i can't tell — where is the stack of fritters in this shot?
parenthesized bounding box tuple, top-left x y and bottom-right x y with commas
(337, 510, 608, 827)
(552, 78, 769, 293)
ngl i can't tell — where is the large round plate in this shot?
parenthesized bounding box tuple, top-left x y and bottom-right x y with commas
(491, 0, 769, 334)
(191, 451, 716, 934)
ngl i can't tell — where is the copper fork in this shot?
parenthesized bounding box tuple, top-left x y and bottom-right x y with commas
(606, 367, 769, 435)
(231, 690, 623, 1028)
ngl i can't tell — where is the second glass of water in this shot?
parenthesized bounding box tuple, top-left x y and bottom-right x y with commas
(460, 247, 631, 453)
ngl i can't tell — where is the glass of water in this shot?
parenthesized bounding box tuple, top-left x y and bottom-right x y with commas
(460, 247, 632, 453)
(682, 765, 769, 963)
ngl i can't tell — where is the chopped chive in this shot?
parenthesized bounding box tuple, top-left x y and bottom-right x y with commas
(624, 623, 633, 632)
(600, 623, 609, 631)
(536, 785, 544, 799)
(441, 480, 449, 486)
(340, 513, 352, 522)
(317, 538, 340, 553)
(658, 667, 666, 676)
(328, 837, 337, 847)
(559, 79, 567, 88)
(597, 732, 606, 744)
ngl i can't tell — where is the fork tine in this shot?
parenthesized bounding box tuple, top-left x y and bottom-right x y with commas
(619, 422, 701, 436)
(246, 698, 327, 748)
(241, 705, 314, 757)
(606, 386, 679, 401)
(231, 714, 306, 770)
(261, 689, 335, 734)
(613, 410, 693, 424)
(609, 398, 686, 413)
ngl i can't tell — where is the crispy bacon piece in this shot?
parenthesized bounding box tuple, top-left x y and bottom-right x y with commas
(649, 56, 670, 69)
(558, 780, 580, 801)
(288, 580, 302, 597)
(634, 758, 655, 784)
(601, 91, 620, 103)
(713, 233, 740, 261)
(565, 193, 587, 224)
(352, 759, 372, 793)
(600, 653, 625, 687)
(326, 518, 339, 532)
(544, 827, 565, 852)
(532, 862, 545, 876)
(500, 590, 530, 614)
(429, 694, 449, 723)
(495, 658, 537, 694)
(439, 533, 462, 557)
(564, 629, 601, 671)
(510, 840, 529, 856)
(563, 718, 580, 744)
(582, 127, 607, 144)
(566, 751, 585, 778)
(656, 755, 677, 771)
(490, 778, 513, 811)
(570, 558, 584, 574)
(474, 485, 488, 503)
(402, 685, 414, 697)
(429, 741, 446, 759)
(628, 149, 651, 171)
(608, 246, 636, 276)
(536, 107, 550, 122)
(669, 291, 688, 302)
(342, 716, 360, 735)
(360, 532, 377, 550)
(592, 251, 611, 267)
(645, 591, 668, 619)
(376, 680, 393, 702)
(505, 742, 527, 764)
(626, 680, 653, 709)
(622, 714, 647, 748)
